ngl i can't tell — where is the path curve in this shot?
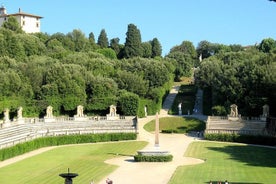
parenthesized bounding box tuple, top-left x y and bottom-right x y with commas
(98, 114, 204, 184)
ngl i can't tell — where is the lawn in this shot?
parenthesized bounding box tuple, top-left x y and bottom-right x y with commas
(143, 116, 206, 133)
(0, 141, 147, 184)
(169, 141, 276, 184)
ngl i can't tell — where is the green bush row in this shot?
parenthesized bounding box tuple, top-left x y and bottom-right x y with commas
(0, 133, 137, 161)
(161, 129, 179, 133)
(204, 133, 276, 146)
(134, 154, 173, 162)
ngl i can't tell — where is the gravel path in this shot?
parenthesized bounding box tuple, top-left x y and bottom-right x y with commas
(98, 115, 204, 184)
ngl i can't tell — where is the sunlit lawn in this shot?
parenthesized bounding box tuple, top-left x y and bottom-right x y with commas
(0, 141, 147, 184)
(144, 117, 205, 133)
(169, 141, 276, 184)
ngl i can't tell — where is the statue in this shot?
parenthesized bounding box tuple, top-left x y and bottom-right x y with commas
(230, 104, 238, 117)
(17, 106, 23, 119)
(46, 106, 53, 118)
(262, 104, 269, 117)
(109, 105, 117, 116)
(3, 108, 10, 123)
(144, 106, 147, 117)
(77, 105, 84, 117)
(178, 103, 182, 115)
(106, 105, 119, 120)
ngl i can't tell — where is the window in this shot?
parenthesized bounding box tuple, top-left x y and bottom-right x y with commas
(36, 23, 39, 28)
(22, 21, 25, 25)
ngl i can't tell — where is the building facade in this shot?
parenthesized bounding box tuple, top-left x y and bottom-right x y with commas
(0, 5, 42, 33)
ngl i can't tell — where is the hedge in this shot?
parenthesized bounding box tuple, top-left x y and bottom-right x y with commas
(134, 154, 173, 162)
(0, 133, 137, 161)
(204, 133, 276, 146)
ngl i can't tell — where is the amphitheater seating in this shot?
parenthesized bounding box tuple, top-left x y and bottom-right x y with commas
(206, 116, 267, 135)
(0, 116, 137, 149)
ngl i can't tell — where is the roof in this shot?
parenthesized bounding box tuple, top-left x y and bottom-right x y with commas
(0, 12, 43, 19)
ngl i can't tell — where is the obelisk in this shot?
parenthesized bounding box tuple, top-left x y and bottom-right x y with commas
(154, 112, 159, 148)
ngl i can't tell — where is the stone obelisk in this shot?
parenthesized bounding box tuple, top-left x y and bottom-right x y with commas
(154, 112, 159, 148)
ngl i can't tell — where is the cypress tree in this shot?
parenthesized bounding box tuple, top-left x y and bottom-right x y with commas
(97, 29, 109, 48)
(124, 24, 142, 58)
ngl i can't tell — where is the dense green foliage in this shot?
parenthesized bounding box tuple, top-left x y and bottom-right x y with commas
(204, 133, 276, 146)
(144, 117, 205, 133)
(169, 141, 276, 184)
(134, 154, 173, 162)
(0, 133, 137, 161)
(0, 23, 174, 117)
(170, 84, 197, 115)
(195, 42, 276, 116)
(0, 20, 274, 118)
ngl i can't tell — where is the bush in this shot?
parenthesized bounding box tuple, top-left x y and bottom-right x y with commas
(134, 154, 173, 162)
(0, 133, 137, 161)
(204, 133, 276, 146)
(212, 105, 227, 116)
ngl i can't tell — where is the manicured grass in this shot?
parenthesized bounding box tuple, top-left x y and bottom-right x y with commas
(0, 141, 147, 184)
(169, 141, 276, 184)
(143, 117, 205, 133)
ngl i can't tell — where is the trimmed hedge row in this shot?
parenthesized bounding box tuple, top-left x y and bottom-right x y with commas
(0, 133, 137, 161)
(204, 133, 276, 146)
(134, 154, 173, 162)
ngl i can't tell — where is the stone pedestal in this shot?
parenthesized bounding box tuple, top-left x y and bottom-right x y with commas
(228, 115, 240, 121)
(44, 117, 56, 123)
(73, 116, 88, 121)
(260, 116, 267, 122)
(106, 115, 119, 120)
(17, 118, 25, 124)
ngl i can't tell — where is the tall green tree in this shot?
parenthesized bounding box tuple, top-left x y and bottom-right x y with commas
(151, 38, 162, 57)
(97, 29, 109, 48)
(124, 24, 142, 58)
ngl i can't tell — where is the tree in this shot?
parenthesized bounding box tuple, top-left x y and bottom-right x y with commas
(151, 38, 162, 57)
(2, 16, 23, 33)
(170, 41, 196, 58)
(67, 29, 88, 52)
(196, 40, 214, 59)
(141, 42, 152, 58)
(259, 38, 276, 53)
(124, 24, 142, 58)
(97, 29, 109, 48)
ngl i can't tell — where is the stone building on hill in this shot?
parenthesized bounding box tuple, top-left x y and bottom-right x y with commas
(0, 5, 42, 33)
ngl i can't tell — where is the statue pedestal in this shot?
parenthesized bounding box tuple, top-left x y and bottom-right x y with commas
(73, 116, 88, 121)
(106, 115, 120, 120)
(17, 118, 25, 124)
(2, 122, 11, 128)
(44, 117, 56, 123)
(228, 116, 240, 121)
(260, 116, 267, 122)
(178, 110, 182, 115)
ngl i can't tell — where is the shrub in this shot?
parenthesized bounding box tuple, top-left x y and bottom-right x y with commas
(204, 133, 276, 146)
(134, 154, 173, 162)
(0, 133, 137, 161)
(212, 105, 227, 116)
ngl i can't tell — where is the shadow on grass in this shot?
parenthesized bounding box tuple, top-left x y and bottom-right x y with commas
(207, 145, 276, 168)
(107, 153, 136, 162)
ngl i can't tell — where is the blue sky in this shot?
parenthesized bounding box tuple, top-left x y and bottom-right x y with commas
(3, 0, 276, 55)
